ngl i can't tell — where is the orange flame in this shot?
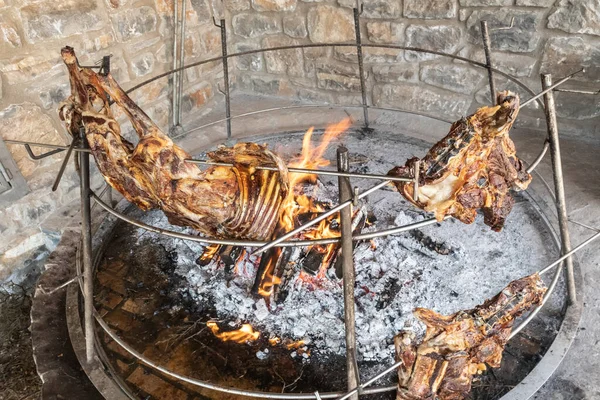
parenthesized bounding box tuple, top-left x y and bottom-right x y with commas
(255, 118, 352, 298)
(206, 321, 260, 343)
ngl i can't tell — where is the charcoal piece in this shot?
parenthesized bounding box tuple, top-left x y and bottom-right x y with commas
(409, 229, 452, 255)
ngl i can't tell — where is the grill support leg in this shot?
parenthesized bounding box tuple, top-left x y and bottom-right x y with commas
(79, 127, 95, 363)
(541, 73, 576, 305)
(353, 8, 369, 129)
(337, 146, 360, 399)
(480, 21, 497, 105)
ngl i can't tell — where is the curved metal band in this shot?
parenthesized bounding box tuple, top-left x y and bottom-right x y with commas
(90, 191, 441, 247)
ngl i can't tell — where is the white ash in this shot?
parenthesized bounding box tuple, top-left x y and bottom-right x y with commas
(132, 130, 560, 364)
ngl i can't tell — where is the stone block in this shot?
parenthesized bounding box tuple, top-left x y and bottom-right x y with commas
(190, 0, 213, 24)
(20, 0, 103, 43)
(360, 0, 401, 18)
(253, 0, 297, 11)
(540, 37, 600, 82)
(547, 0, 600, 37)
(131, 52, 155, 77)
(466, 9, 544, 53)
(239, 74, 294, 96)
(113, 6, 157, 42)
(307, 5, 354, 43)
(82, 32, 115, 53)
(105, 0, 128, 8)
(284, 15, 307, 38)
(0, 103, 64, 179)
(420, 63, 484, 95)
(555, 91, 600, 120)
(262, 36, 304, 77)
(234, 42, 264, 72)
(366, 21, 403, 44)
(226, 0, 251, 11)
(130, 79, 169, 105)
(33, 79, 71, 110)
(404, 24, 461, 61)
(373, 83, 470, 120)
(198, 24, 221, 57)
(404, 0, 457, 19)
(515, 0, 554, 5)
(232, 13, 282, 38)
(316, 62, 361, 91)
(459, 0, 511, 4)
(0, 13, 21, 49)
(372, 63, 418, 83)
(461, 46, 536, 77)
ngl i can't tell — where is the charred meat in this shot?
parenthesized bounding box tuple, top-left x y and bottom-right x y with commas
(395, 273, 546, 400)
(59, 46, 288, 240)
(389, 92, 531, 231)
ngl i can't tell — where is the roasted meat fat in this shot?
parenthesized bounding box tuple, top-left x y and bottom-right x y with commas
(395, 273, 546, 400)
(389, 92, 532, 231)
(59, 46, 288, 240)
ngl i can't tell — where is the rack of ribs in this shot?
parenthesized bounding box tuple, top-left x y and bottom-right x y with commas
(388, 91, 532, 231)
(395, 273, 546, 400)
(58, 46, 288, 240)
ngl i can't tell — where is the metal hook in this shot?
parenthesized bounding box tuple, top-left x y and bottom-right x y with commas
(24, 143, 63, 160)
(216, 83, 226, 96)
(52, 137, 79, 192)
(213, 16, 222, 28)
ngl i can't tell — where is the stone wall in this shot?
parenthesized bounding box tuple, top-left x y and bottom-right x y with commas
(227, 0, 600, 137)
(0, 0, 221, 283)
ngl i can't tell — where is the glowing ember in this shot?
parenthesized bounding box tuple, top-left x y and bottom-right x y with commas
(206, 321, 260, 343)
(284, 339, 306, 350)
(268, 337, 281, 346)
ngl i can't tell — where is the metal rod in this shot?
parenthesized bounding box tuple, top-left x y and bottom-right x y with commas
(520, 68, 585, 109)
(176, 0, 186, 127)
(51, 138, 77, 192)
(252, 180, 390, 255)
(23, 143, 63, 160)
(337, 147, 360, 400)
(3, 139, 91, 152)
(542, 73, 576, 305)
(171, 0, 179, 129)
(480, 20, 496, 105)
(539, 231, 600, 276)
(79, 127, 95, 363)
(526, 140, 549, 174)
(220, 19, 232, 140)
(353, 8, 369, 128)
(336, 361, 402, 400)
(554, 88, 600, 95)
(185, 158, 412, 182)
(413, 159, 420, 202)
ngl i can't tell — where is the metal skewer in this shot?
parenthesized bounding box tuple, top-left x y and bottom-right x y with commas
(519, 68, 585, 109)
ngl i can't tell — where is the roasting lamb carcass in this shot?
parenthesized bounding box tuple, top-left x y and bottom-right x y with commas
(58, 46, 288, 240)
(388, 92, 531, 231)
(394, 273, 546, 400)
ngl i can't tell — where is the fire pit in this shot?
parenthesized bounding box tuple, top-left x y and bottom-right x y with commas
(84, 126, 570, 400)
(18, 13, 600, 400)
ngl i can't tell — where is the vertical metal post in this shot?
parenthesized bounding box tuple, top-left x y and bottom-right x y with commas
(219, 19, 232, 140)
(412, 159, 420, 203)
(541, 73, 576, 305)
(176, 0, 187, 127)
(353, 8, 369, 129)
(79, 127, 95, 363)
(337, 146, 360, 400)
(171, 0, 179, 129)
(480, 21, 497, 105)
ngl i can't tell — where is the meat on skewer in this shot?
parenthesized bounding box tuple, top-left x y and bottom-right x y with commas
(395, 273, 546, 400)
(389, 92, 531, 231)
(59, 46, 288, 241)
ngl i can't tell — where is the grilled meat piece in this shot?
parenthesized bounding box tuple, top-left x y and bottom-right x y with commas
(389, 92, 531, 231)
(58, 46, 288, 240)
(395, 273, 547, 400)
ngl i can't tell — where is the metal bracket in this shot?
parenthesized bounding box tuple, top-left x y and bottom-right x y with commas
(24, 144, 64, 160)
(213, 16, 222, 28)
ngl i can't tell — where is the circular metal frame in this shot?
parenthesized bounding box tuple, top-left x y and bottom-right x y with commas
(69, 43, 587, 400)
